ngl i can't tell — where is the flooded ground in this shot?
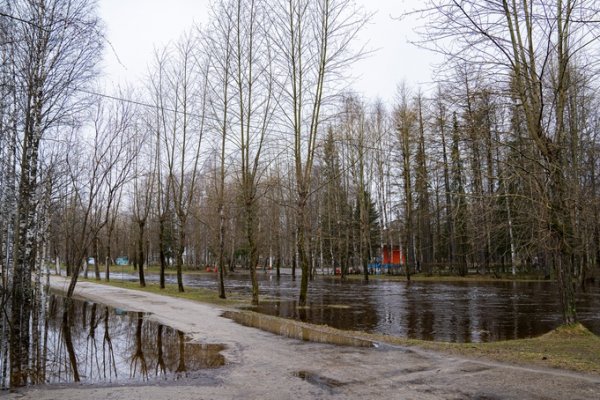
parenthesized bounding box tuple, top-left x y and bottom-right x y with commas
(5, 276, 600, 400)
(14, 294, 226, 386)
(125, 272, 600, 342)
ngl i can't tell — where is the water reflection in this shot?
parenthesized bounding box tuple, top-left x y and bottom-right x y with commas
(254, 279, 600, 343)
(129, 272, 600, 343)
(22, 295, 226, 385)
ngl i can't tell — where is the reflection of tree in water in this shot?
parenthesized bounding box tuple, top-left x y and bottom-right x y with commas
(155, 325, 166, 376)
(101, 306, 118, 380)
(62, 300, 80, 382)
(143, 323, 225, 377)
(84, 304, 100, 380)
(86, 305, 98, 372)
(3, 271, 51, 387)
(130, 312, 148, 379)
(30, 280, 49, 385)
(176, 330, 187, 374)
(5, 295, 225, 385)
(144, 324, 188, 377)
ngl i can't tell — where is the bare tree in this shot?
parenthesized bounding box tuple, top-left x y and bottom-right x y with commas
(168, 34, 207, 293)
(340, 94, 375, 281)
(231, 0, 277, 304)
(370, 100, 395, 274)
(147, 48, 172, 290)
(205, 1, 235, 299)
(6, 0, 102, 387)
(65, 94, 137, 298)
(414, 92, 433, 274)
(146, 35, 207, 293)
(394, 84, 417, 281)
(418, 0, 600, 324)
(131, 122, 154, 288)
(272, 0, 369, 306)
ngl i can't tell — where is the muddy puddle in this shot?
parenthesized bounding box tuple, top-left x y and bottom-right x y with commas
(22, 294, 226, 386)
(293, 370, 347, 394)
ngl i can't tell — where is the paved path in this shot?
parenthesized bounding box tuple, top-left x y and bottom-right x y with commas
(6, 276, 600, 399)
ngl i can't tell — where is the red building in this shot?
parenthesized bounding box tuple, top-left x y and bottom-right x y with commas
(382, 245, 405, 265)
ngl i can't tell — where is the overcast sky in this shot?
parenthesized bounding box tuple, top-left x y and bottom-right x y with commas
(98, 0, 438, 103)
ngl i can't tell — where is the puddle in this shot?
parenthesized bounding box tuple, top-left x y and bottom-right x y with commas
(293, 370, 346, 393)
(24, 294, 226, 385)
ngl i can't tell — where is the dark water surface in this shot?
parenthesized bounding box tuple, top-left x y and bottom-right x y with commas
(32, 294, 225, 385)
(133, 272, 600, 343)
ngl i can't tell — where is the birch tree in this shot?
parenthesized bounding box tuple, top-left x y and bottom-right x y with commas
(6, 0, 102, 387)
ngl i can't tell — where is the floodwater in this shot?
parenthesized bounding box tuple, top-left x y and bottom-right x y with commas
(131, 271, 600, 343)
(20, 294, 226, 386)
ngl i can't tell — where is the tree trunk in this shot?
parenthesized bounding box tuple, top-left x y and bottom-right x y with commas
(10, 91, 42, 388)
(93, 235, 100, 280)
(297, 195, 310, 306)
(137, 221, 146, 287)
(158, 216, 167, 289)
(176, 224, 185, 293)
(246, 200, 259, 305)
(218, 205, 226, 299)
(62, 305, 80, 382)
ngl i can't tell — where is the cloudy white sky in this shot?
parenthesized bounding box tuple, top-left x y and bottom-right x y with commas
(98, 0, 439, 103)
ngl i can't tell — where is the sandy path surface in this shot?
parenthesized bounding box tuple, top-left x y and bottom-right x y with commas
(5, 276, 600, 399)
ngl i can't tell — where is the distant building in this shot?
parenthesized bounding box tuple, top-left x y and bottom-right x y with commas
(115, 256, 129, 266)
(369, 245, 405, 274)
(382, 245, 405, 265)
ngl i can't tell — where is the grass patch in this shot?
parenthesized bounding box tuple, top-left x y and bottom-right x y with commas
(341, 273, 550, 283)
(81, 278, 249, 307)
(106, 264, 215, 276)
(362, 323, 600, 375)
(103, 265, 548, 283)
